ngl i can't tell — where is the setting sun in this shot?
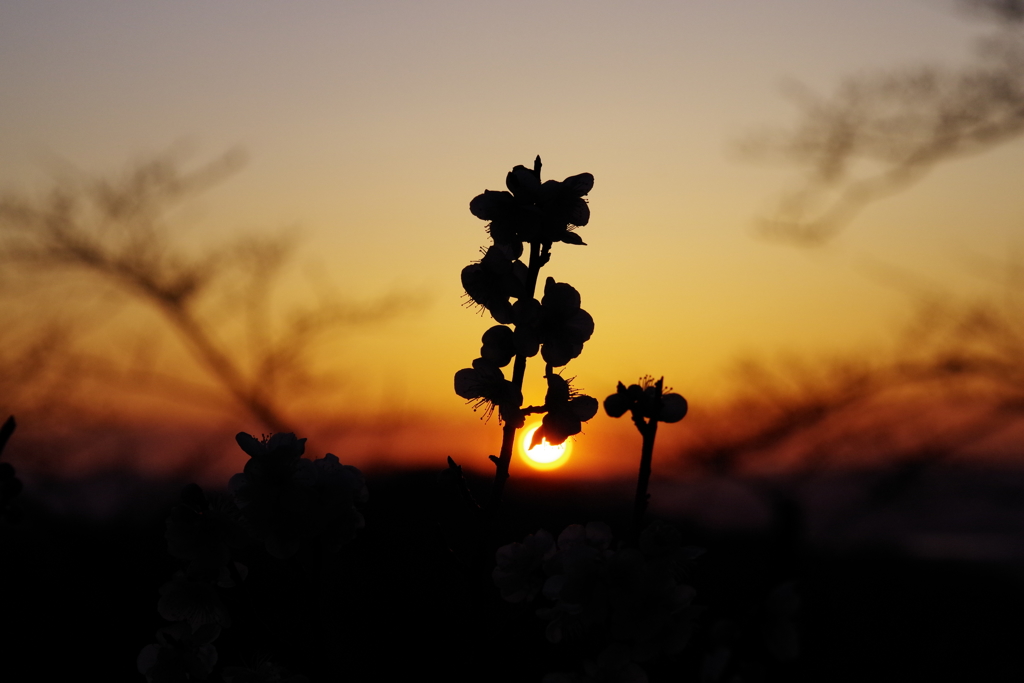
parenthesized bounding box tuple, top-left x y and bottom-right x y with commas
(519, 422, 572, 471)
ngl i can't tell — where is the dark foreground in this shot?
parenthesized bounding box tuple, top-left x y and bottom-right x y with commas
(2, 467, 1023, 682)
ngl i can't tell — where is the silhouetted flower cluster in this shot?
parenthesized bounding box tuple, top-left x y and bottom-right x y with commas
(516, 278, 596, 368)
(454, 356, 522, 422)
(495, 522, 703, 682)
(605, 377, 689, 538)
(141, 484, 237, 682)
(165, 484, 250, 582)
(229, 432, 367, 558)
(137, 622, 221, 683)
(140, 432, 366, 682)
(493, 529, 556, 602)
(469, 162, 593, 249)
(455, 158, 597, 494)
(158, 573, 232, 628)
(532, 374, 599, 448)
(604, 376, 688, 425)
(461, 245, 530, 324)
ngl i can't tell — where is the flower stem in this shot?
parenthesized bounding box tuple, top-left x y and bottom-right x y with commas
(490, 241, 547, 506)
(632, 415, 658, 542)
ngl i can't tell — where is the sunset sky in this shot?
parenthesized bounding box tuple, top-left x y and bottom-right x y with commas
(2, 1, 1021, 478)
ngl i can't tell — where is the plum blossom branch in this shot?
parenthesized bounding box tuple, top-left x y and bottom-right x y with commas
(605, 377, 688, 541)
(454, 157, 597, 506)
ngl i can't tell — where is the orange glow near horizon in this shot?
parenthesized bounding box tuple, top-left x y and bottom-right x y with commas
(519, 422, 572, 471)
(1, 2, 1023, 479)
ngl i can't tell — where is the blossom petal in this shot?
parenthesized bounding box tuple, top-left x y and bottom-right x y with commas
(569, 395, 599, 422)
(235, 433, 265, 458)
(541, 340, 584, 367)
(565, 198, 590, 227)
(506, 165, 541, 198)
(267, 432, 305, 457)
(585, 521, 613, 549)
(469, 189, 514, 220)
(560, 231, 587, 246)
(487, 219, 521, 247)
(454, 368, 484, 399)
(544, 374, 572, 405)
(480, 325, 516, 367)
(563, 172, 594, 197)
(535, 410, 581, 446)
(563, 309, 595, 344)
(557, 524, 587, 549)
(542, 278, 582, 313)
(604, 390, 632, 418)
(658, 393, 689, 423)
(514, 325, 540, 357)
(490, 300, 514, 324)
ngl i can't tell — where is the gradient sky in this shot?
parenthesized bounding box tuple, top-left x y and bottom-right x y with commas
(2, 1, 1021, 476)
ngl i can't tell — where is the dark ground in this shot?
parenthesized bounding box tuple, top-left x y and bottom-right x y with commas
(2, 466, 1023, 681)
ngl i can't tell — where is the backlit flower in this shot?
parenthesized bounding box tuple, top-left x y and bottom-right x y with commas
(493, 528, 556, 602)
(228, 433, 366, 557)
(479, 325, 516, 367)
(514, 279, 595, 368)
(310, 452, 368, 552)
(538, 279, 595, 367)
(461, 245, 529, 324)
(137, 622, 220, 683)
(469, 159, 594, 248)
(229, 433, 316, 558)
(165, 485, 250, 582)
(454, 358, 523, 421)
(157, 575, 231, 628)
(532, 374, 599, 447)
(604, 377, 688, 424)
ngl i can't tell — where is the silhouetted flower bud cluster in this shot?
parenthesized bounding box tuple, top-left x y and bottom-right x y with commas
(493, 529, 556, 602)
(605, 377, 689, 542)
(229, 432, 367, 558)
(469, 163, 593, 249)
(165, 484, 250, 582)
(456, 158, 597, 473)
(141, 483, 241, 682)
(137, 622, 221, 683)
(141, 432, 364, 681)
(158, 572, 233, 628)
(494, 522, 703, 682)
(454, 357, 523, 422)
(514, 278, 596, 367)
(604, 376, 688, 424)
(532, 374, 599, 448)
(461, 245, 530, 324)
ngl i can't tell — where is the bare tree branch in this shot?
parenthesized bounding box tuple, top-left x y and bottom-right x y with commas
(680, 282, 1024, 478)
(746, 9, 1024, 244)
(0, 152, 421, 433)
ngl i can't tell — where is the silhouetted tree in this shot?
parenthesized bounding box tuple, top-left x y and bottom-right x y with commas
(0, 152, 417, 435)
(746, 0, 1024, 244)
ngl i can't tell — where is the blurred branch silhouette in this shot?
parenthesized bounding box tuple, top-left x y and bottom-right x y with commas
(713, 0, 1024, 477)
(745, 1, 1024, 244)
(0, 151, 419, 434)
(672, 283, 1024, 562)
(681, 280, 1024, 482)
